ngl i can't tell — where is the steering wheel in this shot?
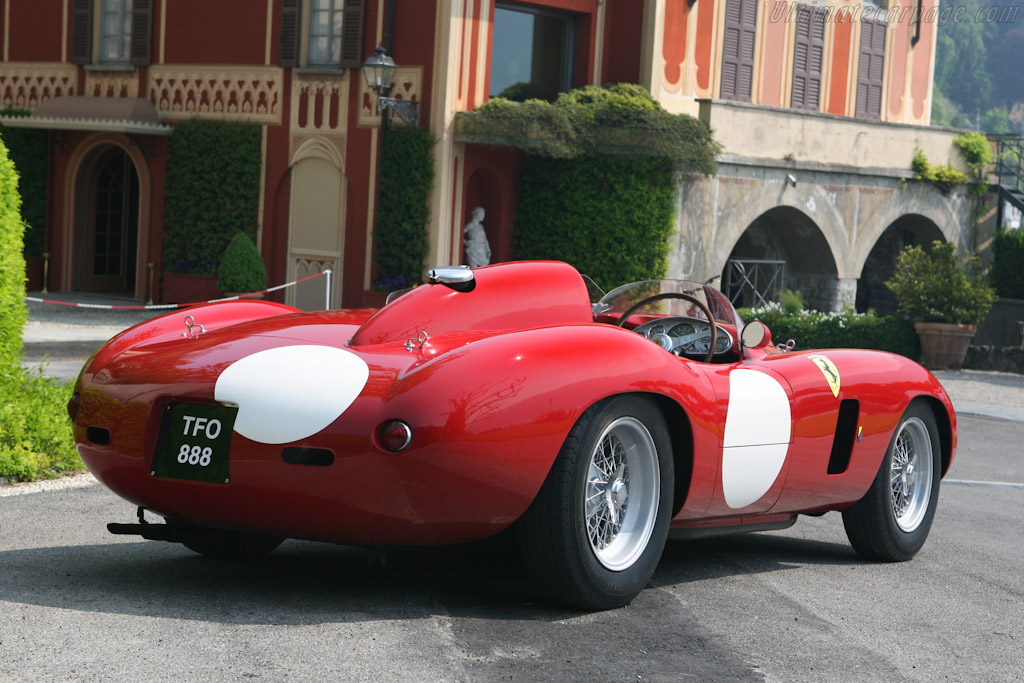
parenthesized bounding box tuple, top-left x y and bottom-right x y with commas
(614, 292, 718, 363)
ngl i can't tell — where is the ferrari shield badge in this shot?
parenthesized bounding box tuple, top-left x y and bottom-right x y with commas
(808, 354, 840, 398)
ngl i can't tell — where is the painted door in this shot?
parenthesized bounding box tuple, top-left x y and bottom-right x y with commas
(81, 147, 139, 292)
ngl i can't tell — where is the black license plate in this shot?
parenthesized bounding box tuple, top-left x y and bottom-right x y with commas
(152, 403, 237, 484)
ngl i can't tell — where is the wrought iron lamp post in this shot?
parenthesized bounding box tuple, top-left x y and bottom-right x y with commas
(361, 44, 419, 126)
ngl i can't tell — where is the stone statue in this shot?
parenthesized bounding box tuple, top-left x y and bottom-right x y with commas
(463, 206, 491, 269)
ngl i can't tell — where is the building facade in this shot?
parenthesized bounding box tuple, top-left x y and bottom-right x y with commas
(0, 0, 969, 311)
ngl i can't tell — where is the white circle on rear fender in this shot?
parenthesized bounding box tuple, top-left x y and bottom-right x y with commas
(214, 345, 369, 445)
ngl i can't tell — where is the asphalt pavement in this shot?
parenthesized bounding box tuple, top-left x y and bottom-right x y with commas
(19, 291, 1024, 424)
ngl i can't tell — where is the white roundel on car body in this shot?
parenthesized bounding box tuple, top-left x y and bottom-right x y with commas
(722, 369, 792, 508)
(214, 345, 369, 445)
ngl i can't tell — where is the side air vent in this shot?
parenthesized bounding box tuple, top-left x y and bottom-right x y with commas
(282, 447, 334, 466)
(827, 399, 860, 475)
(87, 426, 111, 445)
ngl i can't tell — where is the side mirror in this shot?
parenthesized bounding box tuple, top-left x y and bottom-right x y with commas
(426, 265, 476, 293)
(741, 320, 772, 349)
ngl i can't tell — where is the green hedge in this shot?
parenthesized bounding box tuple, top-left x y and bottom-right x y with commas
(373, 126, 436, 290)
(0, 110, 46, 257)
(163, 119, 261, 274)
(513, 155, 676, 291)
(455, 83, 720, 172)
(990, 228, 1024, 299)
(0, 129, 25, 366)
(740, 306, 921, 360)
(0, 130, 80, 481)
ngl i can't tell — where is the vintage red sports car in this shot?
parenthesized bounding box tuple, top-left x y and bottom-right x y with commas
(70, 261, 956, 610)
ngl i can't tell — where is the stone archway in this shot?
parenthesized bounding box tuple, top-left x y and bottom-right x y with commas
(856, 213, 945, 315)
(721, 206, 845, 311)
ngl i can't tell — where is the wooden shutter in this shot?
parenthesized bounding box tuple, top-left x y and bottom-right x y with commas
(71, 0, 92, 65)
(855, 18, 886, 119)
(339, 0, 365, 69)
(279, 0, 299, 67)
(791, 4, 825, 111)
(720, 0, 756, 102)
(130, 0, 153, 66)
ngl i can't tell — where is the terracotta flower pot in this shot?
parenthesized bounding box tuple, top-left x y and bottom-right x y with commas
(914, 322, 976, 369)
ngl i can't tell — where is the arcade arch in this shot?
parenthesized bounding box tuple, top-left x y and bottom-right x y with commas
(856, 214, 945, 315)
(721, 206, 845, 311)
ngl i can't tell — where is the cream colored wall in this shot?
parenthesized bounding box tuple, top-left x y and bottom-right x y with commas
(699, 99, 965, 173)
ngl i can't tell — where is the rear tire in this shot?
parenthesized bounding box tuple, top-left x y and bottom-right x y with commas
(842, 401, 941, 561)
(518, 396, 673, 610)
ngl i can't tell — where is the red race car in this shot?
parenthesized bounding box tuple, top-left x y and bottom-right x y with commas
(70, 261, 955, 610)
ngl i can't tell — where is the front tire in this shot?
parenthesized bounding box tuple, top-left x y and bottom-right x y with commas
(842, 401, 941, 561)
(518, 396, 674, 610)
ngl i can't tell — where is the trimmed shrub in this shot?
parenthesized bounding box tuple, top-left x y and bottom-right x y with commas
(990, 228, 1024, 299)
(0, 131, 80, 481)
(218, 232, 267, 294)
(373, 126, 436, 290)
(513, 155, 676, 291)
(740, 305, 921, 360)
(0, 129, 26, 368)
(163, 119, 261, 274)
(0, 109, 46, 257)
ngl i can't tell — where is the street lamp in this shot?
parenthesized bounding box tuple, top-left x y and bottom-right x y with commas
(362, 44, 419, 126)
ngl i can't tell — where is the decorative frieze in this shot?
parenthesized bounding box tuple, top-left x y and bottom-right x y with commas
(149, 66, 282, 123)
(291, 72, 349, 133)
(85, 69, 139, 99)
(0, 63, 77, 110)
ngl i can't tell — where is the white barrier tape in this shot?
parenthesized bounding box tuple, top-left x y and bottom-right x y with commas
(25, 269, 332, 311)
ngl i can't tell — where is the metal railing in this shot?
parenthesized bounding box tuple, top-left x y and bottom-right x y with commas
(995, 134, 1023, 192)
(724, 259, 786, 308)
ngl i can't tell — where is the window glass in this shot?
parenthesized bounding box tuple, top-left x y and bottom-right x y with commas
(490, 4, 574, 102)
(100, 0, 131, 63)
(308, 0, 345, 66)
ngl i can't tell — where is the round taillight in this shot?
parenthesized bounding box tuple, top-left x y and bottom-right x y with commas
(67, 393, 82, 421)
(378, 420, 412, 452)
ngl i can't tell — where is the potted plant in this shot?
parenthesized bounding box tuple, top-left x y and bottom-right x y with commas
(218, 232, 267, 297)
(886, 241, 996, 368)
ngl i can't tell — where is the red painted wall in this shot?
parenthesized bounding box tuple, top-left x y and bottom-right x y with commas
(8, 2, 63, 61)
(461, 145, 523, 266)
(602, 0, 643, 85)
(162, 0, 266, 65)
(827, 10, 852, 115)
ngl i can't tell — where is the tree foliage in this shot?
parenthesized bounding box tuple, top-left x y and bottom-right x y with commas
(989, 228, 1024, 299)
(0, 129, 25, 369)
(885, 241, 996, 326)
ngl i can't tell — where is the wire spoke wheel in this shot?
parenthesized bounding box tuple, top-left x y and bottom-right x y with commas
(888, 416, 934, 533)
(842, 402, 942, 562)
(583, 417, 660, 571)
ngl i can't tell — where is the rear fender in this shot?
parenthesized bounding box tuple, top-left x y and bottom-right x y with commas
(379, 324, 716, 519)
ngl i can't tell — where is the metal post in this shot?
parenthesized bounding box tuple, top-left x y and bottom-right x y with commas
(325, 268, 332, 310)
